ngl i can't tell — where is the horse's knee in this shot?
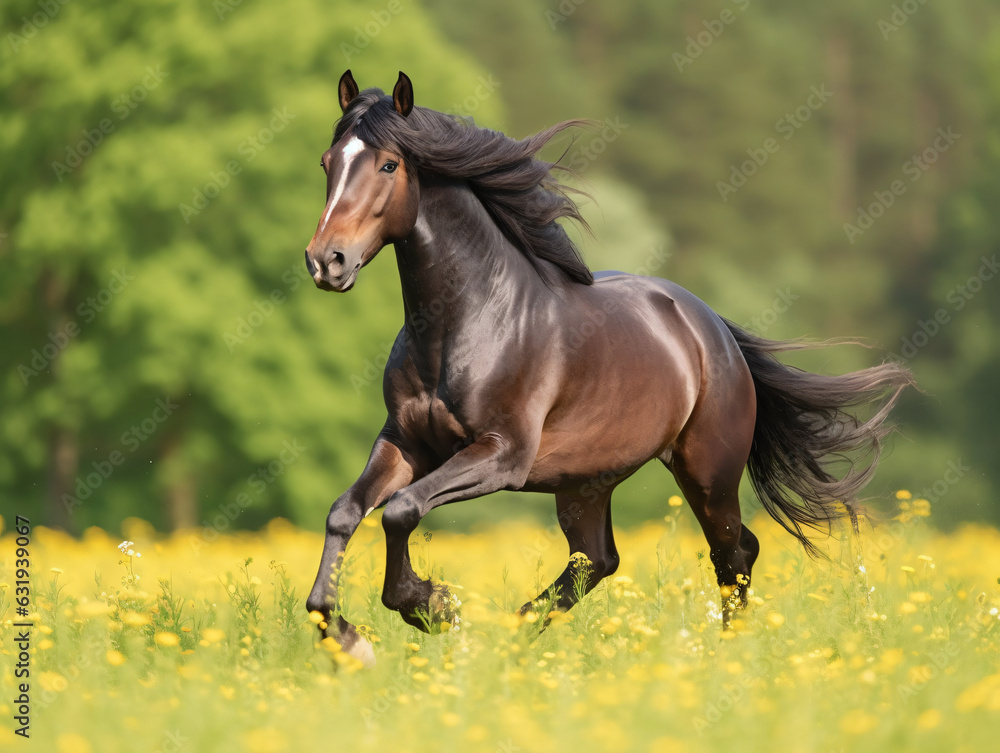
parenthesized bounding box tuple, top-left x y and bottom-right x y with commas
(381, 490, 421, 535)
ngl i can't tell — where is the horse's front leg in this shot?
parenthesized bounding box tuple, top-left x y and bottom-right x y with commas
(306, 434, 414, 664)
(380, 435, 528, 632)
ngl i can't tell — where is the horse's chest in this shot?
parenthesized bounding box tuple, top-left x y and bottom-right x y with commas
(386, 367, 470, 457)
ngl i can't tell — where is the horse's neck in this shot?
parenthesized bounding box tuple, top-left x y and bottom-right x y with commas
(393, 180, 548, 345)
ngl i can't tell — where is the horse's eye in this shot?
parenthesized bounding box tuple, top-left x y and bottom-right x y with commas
(381, 161, 398, 173)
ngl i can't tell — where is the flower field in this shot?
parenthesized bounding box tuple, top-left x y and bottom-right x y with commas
(2, 496, 999, 753)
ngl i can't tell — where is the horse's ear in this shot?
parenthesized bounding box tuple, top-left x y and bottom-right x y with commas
(392, 71, 413, 118)
(339, 70, 360, 113)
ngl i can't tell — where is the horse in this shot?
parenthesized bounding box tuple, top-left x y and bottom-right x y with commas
(302, 70, 914, 666)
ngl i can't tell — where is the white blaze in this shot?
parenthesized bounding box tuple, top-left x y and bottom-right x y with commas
(319, 136, 366, 233)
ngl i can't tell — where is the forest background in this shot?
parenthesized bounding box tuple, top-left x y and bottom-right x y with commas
(2, 0, 996, 535)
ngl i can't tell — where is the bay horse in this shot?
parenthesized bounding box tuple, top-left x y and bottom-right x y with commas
(303, 70, 913, 665)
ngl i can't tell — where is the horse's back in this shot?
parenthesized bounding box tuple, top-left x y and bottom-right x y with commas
(590, 271, 741, 355)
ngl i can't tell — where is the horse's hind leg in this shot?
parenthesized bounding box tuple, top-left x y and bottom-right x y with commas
(517, 485, 619, 621)
(665, 427, 758, 628)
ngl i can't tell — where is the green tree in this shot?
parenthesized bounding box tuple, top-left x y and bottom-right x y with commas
(0, 0, 503, 532)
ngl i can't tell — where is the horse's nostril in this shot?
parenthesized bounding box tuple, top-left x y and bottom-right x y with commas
(305, 250, 318, 277)
(331, 252, 345, 268)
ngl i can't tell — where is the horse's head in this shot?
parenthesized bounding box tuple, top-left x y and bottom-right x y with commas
(305, 70, 419, 292)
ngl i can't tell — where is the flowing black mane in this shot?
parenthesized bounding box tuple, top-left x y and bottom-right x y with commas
(334, 88, 594, 286)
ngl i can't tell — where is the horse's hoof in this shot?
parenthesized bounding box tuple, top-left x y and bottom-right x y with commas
(319, 623, 377, 669)
(720, 575, 750, 630)
(429, 585, 462, 632)
(344, 635, 376, 668)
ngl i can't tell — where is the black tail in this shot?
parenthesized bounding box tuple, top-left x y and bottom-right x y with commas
(723, 319, 915, 557)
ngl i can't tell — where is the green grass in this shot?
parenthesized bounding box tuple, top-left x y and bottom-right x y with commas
(1, 505, 999, 753)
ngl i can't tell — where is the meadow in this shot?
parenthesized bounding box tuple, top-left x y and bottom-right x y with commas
(1, 493, 999, 753)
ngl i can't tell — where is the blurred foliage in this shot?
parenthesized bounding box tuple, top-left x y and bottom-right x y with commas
(1, 0, 997, 533)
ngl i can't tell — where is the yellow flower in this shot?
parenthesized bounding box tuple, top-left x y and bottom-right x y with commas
(409, 656, 429, 668)
(242, 727, 287, 753)
(466, 725, 489, 742)
(668, 495, 684, 507)
(106, 650, 126, 667)
(895, 489, 912, 500)
(441, 712, 461, 727)
(154, 632, 180, 647)
(202, 628, 226, 644)
(916, 709, 942, 730)
(766, 612, 785, 629)
(56, 733, 92, 753)
(840, 709, 879, 735)
(600, 616, 622, 635)
(38, 672, 68, 692)
(121, 611, 151, 627)
(76, 601, 114, 619)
